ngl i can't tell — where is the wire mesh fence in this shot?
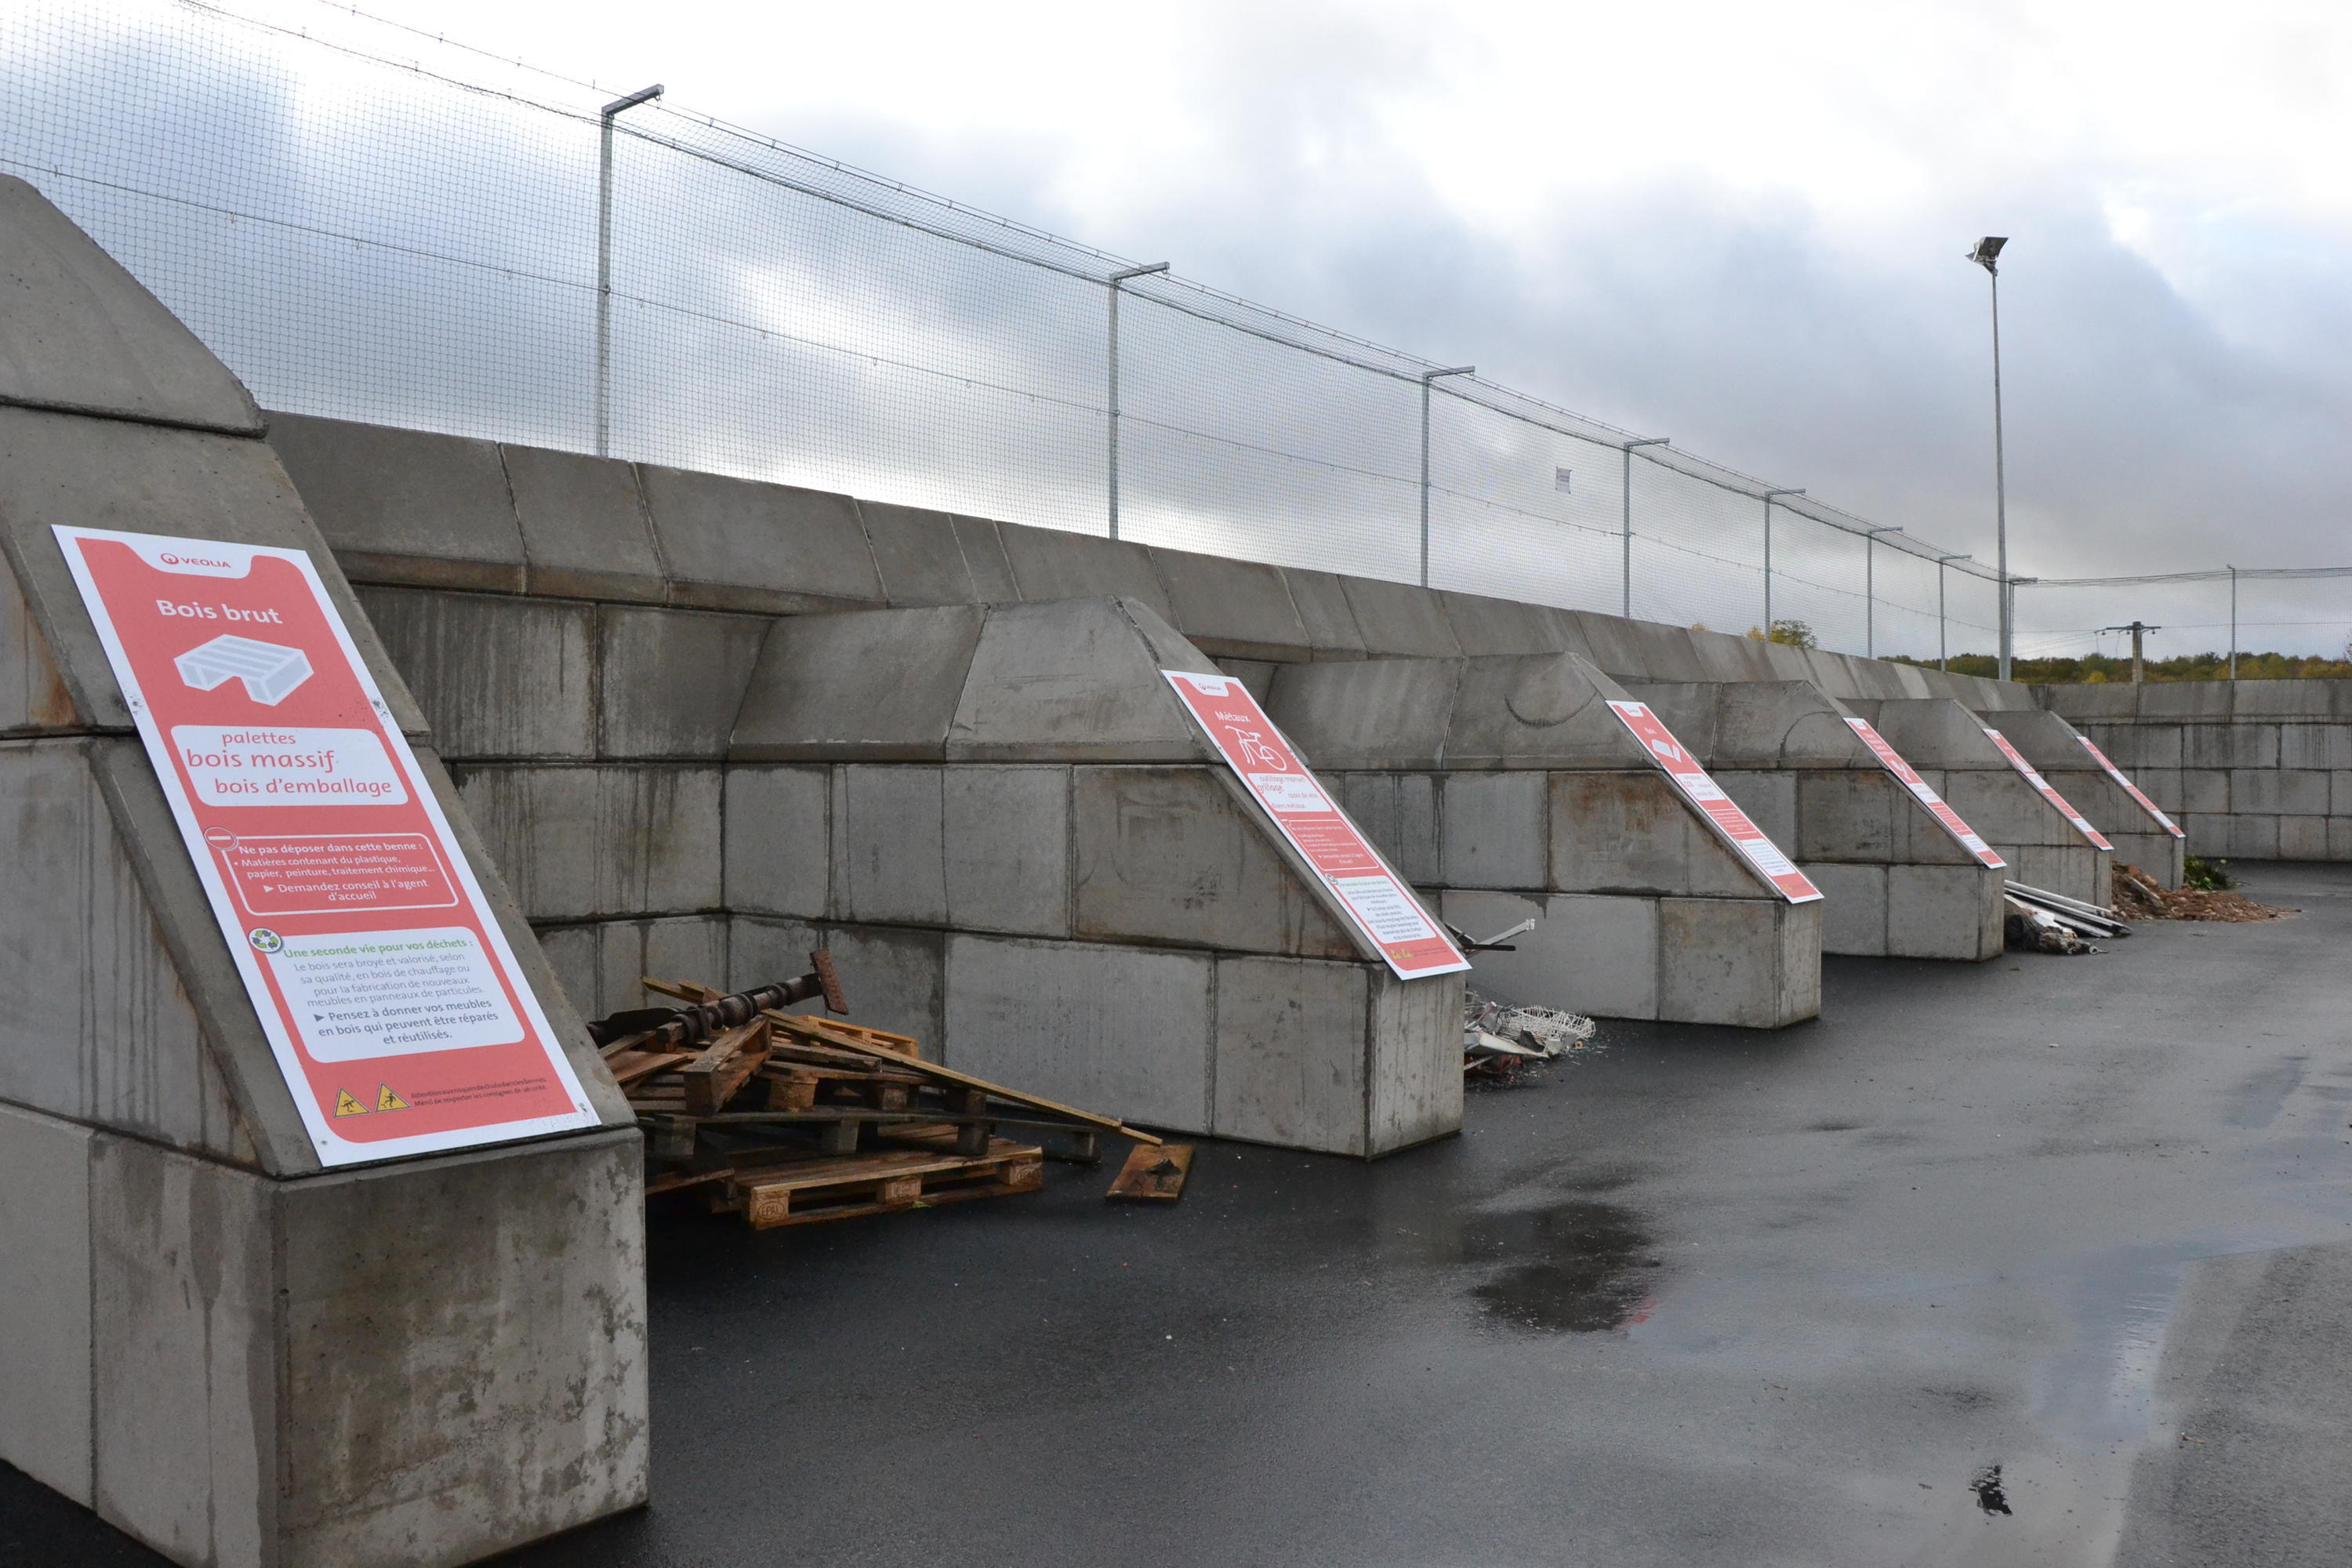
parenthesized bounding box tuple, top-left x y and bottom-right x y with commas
(0, 0, 2278, 670)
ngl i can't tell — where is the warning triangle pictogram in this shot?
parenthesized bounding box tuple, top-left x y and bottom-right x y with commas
(333, 1088, 368, 1117)
(376, 1084, 409, 1112)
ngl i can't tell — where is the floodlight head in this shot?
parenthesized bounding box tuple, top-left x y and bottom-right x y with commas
(1969, 235, 2007, 274)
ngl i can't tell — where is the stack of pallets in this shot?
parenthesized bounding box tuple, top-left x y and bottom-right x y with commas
(602, 977, 1164, 1228)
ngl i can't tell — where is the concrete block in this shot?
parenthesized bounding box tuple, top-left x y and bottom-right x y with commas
(270, 413, 525, 593)
(1071, 766, 1357, 957)
(2182, 813, 2230, 859)
(952, 516, 1021, 601)
(1938, 768, 2067, 845)
(1789, 770, 1904, 862)
(2331, 818, 2352, 861)
(2333, 771, 2352, 816)
(1366, 967, 1466, 1155)
(946, 599, 1212, 763)
(943, 934, 1212, 1131)
(1437, 770, 1548, 889)
(1341, 575, 1460, 658)
(1268, 657, 1457, 770)
(996, 520, 1176, 621)
(1657, 898, 1818, 1028)
(457, 764, 722, 922)
(1338, 773, 1402, 869)
(1713, 770, 1797, 851)
(1443, 888, 1660, 1021)
(0, 740, 250, 1160)
(2135, 768, 2183, 812)
(0, 1102, 93, 1504)
(502, 441, 666, 604)
(0, 541, 78, 733)
(1216, 659, 1277, 704)
(357, 587, 596, 760)
(538, 914, 729, 1020)
(1277, 568, 1368, 658)
(735, 915, 948, 1050)
(596, 605, 770, 759)
(1686, 630, 1782, 684)
(2278, 815, 2329, 860)
(2042, 682, 2139, 720)
(637, 463, 884, 613)
(723, 765, 832, 918)
(2278, 725, 2352, 771)
(0, 409, 428, 738)
(859, 500, 982, 608)
(1436, 590, 1572, 657)
(1624, 683, 1718, 762)
(0, 174, 260, 434)
(1211, 955, 1370, 1153)
(2234, 768, 2329, 816)
(1807, 860, 1888, 956)
(730, 604, 984, 763)
(1549, 769, 1760, 898)
(2186, 722, 2278, 770)
(1708, 682, 1863, 768)
(2232, 814, 2281, 859)
(942, 765, 1072, 937)
(1398, 774, 1441, 885)
(1149, 546, 1312, 660)
(2135, 724, 2186, 768)
(2138, 681, 2234, 719)
(1886, 863, 2003, 960)
(838, 764, 949, 925)
(2234, 679, 2352, 720)
(1446, 653, 1644, 770)
(87, 1128, 648, 1568)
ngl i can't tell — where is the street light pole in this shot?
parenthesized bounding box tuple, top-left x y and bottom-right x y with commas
(1621, 437, 1670, 617)
(1105, 262, 1170, 541)
(1934, 552, 1972, 673)
(596, 83, 663, 459)
(2228, 565, 2238, 679)
(1760, 488, 1804, 634)
(1864, 524, 1905, 659)
(1417, 366, 1475, 587)
(1968, 236, 2011, 681)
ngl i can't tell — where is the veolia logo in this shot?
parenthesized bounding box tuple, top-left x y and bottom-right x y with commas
(160, 552, 233, 569)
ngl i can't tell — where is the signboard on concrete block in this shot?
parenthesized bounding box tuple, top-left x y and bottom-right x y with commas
(1604, 699, 1823, 903)
(1841, 716, 2007, 869)
(1982, 728, 2112, 850)
(1163, 671, 1468, 980)
(54, 526, 599, 1165)
(2075, 735, 2187, 838)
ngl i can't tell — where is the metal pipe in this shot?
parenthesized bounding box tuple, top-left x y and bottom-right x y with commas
(1760, 488, 1804, 636)
(1864, 524, 1904, 659)
(1934, 552, 1972, 673)
(1991, 270, 2011, 679)
(595, 84, 663, 459)
(1622, 437, 1671, 617)
(1417, 366, 1475, 587)
(2228, 565, 2238, 679)
(1105, 262, 1169, 540)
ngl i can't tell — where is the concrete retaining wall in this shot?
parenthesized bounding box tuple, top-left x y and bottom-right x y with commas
(1968, 706, 2187, 887)
(0, 176, 646, 1567)
(1265, 653, 1823, 1028)
(2041, 680, 2352, 864)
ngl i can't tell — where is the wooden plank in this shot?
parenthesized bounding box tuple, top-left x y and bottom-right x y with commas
(681, 1018, 770, 1117)
(736, 1139, 1044, 1229)
(766, 1012, 924, 1060)
(760, 1010, 1162, 1145)
(607, 1049, 691, 1090)
(1107, 1142, 1193, 1202)
(641, 976, 723, 1004)
(597, 1028, 659, 1062)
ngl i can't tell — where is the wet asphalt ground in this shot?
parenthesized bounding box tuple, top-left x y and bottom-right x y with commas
(8, 862, 2351, 1567)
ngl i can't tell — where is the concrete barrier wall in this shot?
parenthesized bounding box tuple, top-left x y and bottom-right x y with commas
(2041, 680, 2352, 864)
(1265, 653, 1824, 1028)
(1619, 681, 2005, 961)
(1966, 706, 2187, 887)
(0, 177, 645, 1568)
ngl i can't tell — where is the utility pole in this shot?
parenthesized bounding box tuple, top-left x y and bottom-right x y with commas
(596, 83, 663, 458)
(1105, 262, 1169, 540)
(1621, 437, 1670, 616)
(1967, 237, 2012, 681)
(1417, 366, 1474, 587)
(2102, 620, 2160, 684)
(1761, 488, 1804, 634)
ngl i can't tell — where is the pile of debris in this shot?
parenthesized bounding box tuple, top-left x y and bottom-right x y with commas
(2111, 862, 2292, 923)
(1464, 989, 1598, 1082)
(590, 957, 1186, 1227)
(2002, 880, 2122, 956)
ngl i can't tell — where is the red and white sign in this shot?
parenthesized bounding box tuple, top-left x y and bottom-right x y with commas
(55, 527, 599, 1165)
(2075, 735, 2187, 838)
(1604, 700, 1823, 903)
(1982, 728, 2112, 850)
(1162, 672, 1468, 979)
(1841, 716, 2007, 869)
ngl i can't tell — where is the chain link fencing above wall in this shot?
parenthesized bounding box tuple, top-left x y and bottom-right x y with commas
(0, 0, 2065, 664)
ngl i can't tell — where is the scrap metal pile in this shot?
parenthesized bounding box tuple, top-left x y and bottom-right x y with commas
(589, 956, 1185, 1227)
(1464, 990, 1598, 1081)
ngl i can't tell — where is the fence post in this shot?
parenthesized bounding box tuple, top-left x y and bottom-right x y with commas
(1934, 552, 1970, 673)
(2228, 565, 2238, 678)
(1417, 367, 1474, 587)
(594, 84, 663, 459)
(1104, 263, 1169, 540)
(1762, 489, 1803, 636)
(1863, 525, 1904, 659)
(1623, 437, 1670, 616)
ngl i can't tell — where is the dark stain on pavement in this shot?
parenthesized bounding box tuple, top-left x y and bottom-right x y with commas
(1466, 1198, 1661, 1333)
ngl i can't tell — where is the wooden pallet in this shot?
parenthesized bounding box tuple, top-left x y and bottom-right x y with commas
(719, 1138, 1044, 1229)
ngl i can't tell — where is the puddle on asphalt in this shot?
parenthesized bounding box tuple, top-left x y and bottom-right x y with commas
(1463, 1198, 1662, 1333)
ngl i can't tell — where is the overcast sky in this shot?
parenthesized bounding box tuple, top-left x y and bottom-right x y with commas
(37, 0, 2352, 653)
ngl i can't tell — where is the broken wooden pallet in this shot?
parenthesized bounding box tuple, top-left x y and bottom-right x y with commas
(719, 1138, 1045, 1229)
